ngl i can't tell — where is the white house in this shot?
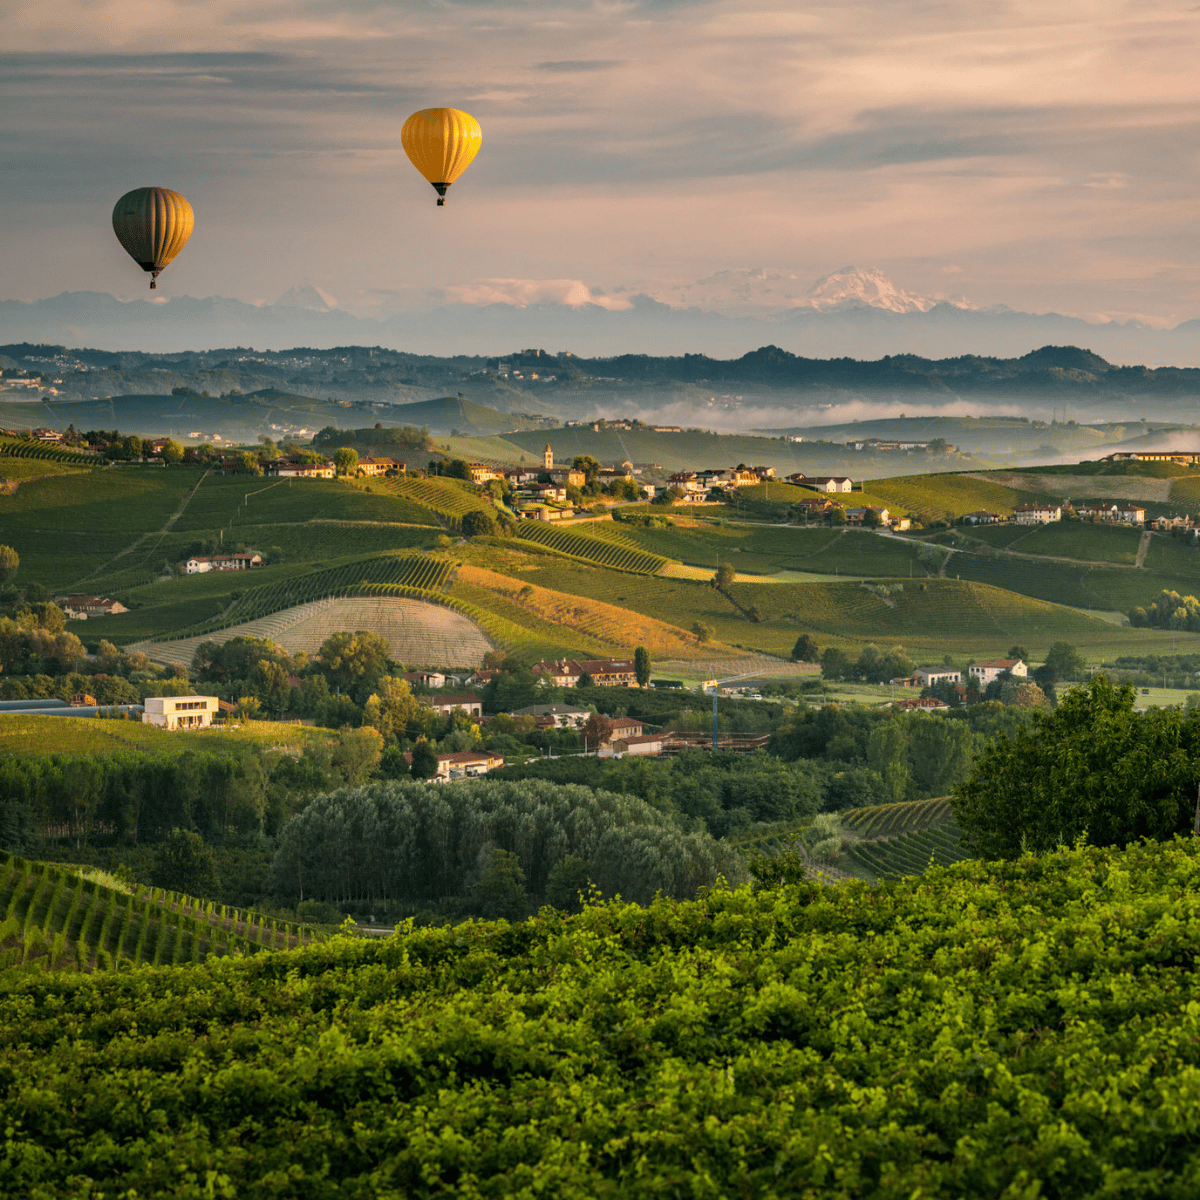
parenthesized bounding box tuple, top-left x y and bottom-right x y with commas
(968, 659, 1028, 687)
(421, 693, 483, 718)
(800, 476, 854, 493)
(914, 668, 962, 686)
(185, 553, 263, 575)
(614, 733, 664, 756)
(142, 695, 219, 730)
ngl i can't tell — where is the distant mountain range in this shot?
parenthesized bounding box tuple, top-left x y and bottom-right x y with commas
(8, 281, 1200, 364)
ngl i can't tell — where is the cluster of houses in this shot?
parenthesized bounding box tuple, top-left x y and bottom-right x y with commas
(963, 502, 1148, 526)
(885, 658, 1029, 708)
(57, 594, 129, 619)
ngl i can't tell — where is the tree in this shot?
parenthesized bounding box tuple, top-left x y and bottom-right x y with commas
(409, 738, 439, 779)
(572, 455, 601, 484)
(239, 451, 261, 475)
(953, 675, 1200, 859)
(334, 447, 359, 476)
(712, 562, 736, 589)
(474, 848, 528, 920)
(634, 646, 651, 687)
(862, 508, 882, 528)
(582, 711, 614, 749)
(1007, 644, 1030, 662)
(461, 509, 497, 538)
(545, 855, 591, 912)
(161, 439, 184, 464)
(820, 647, 851, 681)
(318, 630, 392, 696)
(331, 726, 384, 785)
(361, 676, 420, 742)
(153, 829, 220, 898)
(791, 634, 819, 663)
(0, 546, 18, 583)
(692, 621, 713, 643)
(1043, 641, 1086, 681)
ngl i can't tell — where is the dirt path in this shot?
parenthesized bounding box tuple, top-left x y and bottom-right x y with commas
(76, 468, 210, 584)
(1135, 530, 1151, 568)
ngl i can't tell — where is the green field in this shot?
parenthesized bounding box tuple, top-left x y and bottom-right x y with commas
(967, 521, 1143, 564)
(0, 852, 311, 973)
(866, 472, 1040, 521)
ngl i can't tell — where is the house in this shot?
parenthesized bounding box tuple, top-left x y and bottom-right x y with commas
(890, 697, 950, 711)
(889, 516, 912, 531)
(184, 552, 263, 574)
(469, 669, 501, 686)
(667, 471, 708, 496)
(518, 481, 568, 503)
(513, 703, 591, 729)
(1076, 503, 1119, 521)
(405, 749, 506, 780)
(502, 467, 540, 485)
(264, 457, 335, 478)
(403, 670, 447, 689)
(889, 675, 920, 688)
(467, 464, 500, 484)
(1013, 503, 1062, 525)
(59, 594, 129, 618)
(358, 456, 403, 476)
(1154, 515, 1191, 532)
(421, 693, 483, 718)
(844, 507, 890, 526)
(547, 466, 586, 488)
(32, 427, 62, 442)
(613, 733, 664, 755)
(753, 466, 777, 480)
(968, 658, 1028, 687)
(530, 658, 640, 687)
(607, 716, 644, 740)
(1117, 505, 1146, 525)
(799, 476, 854, 493)
(962, 511, 1004, 525)
(1102, 451, 1200, 465)
(146, 438, 171, 454)
(597, 461, 634, 483)
(914, 667, 962, 686)
(69, 693, 97, 707)
(142, 695, 219, 730)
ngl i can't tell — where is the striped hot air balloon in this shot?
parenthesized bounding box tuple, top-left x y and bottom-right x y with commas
(111, 187, 194, 289)
(401, 108, 482, 206)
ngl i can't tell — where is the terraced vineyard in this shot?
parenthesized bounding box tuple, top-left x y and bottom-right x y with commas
(515, 522, 669, 574)
(0, 853, 312, 974)
(842, 824, 970, 880)
(383, 476, 493, 522)
(0, 436, 99, 465)
(842, 796, 955, 836)
(178, 554, 454, 634)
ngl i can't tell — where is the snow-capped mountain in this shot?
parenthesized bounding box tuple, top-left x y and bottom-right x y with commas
(798, 266, 965, 314)
(276, 284, 338, 312)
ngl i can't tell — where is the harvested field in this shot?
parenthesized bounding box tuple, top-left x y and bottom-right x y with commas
(653, 654, 818, 681)
(132, 596, 494, 668)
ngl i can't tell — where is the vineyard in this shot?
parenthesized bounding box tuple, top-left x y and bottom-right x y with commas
(0, 436, 98, 465)
(0, 852, 311, 974)
(515, 522, 669, 574)
(6, 839, 1200, 1195)
(175, 554, 454, 634)
(841, 796, 955, 836)
(381, 475, 493, 521)
(842, 822, 969, 879)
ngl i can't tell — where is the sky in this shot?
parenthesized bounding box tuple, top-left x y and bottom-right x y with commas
(5, 0, 1200, 325)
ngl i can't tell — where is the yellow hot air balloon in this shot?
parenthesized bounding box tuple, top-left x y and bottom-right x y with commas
(401, 108, 481, 206)
(111, 187, 194, 289)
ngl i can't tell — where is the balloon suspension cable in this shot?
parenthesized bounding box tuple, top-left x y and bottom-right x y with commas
(433, 182, 449, 207)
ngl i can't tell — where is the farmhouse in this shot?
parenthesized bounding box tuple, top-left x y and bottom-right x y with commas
(264, 457, 335, 478)
(467, 464, 500, 484)
(914, 667, 962, 686)
(613, 733, 665, 755)
(142, 695, 219, 730)
(844, 507, 890, 525)
(530, 658, 640, 687)
(358, 456, 403, 476)
(968, 658, 1028, 686)
(889, 697, 950, 711)
(1117, 505, 1146, 525)
(607, 716, 645, 740)
(1012, 503, 1062, 525)
(667, 472, 708, 496)
(513, 704, 591, 729)
(962, 511, 1004, 525)
(421, 693, 483, 718)
(59, 594, 129, 618)
(435, 750, 506, 780)
(184, 552, 263, 574)
(403, 670, 446, 689)
(798, 476, 854, 493)
(32, 427, 62, 442)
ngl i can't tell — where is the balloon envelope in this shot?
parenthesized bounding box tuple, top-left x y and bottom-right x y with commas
(401, 109, 481, 204)
(112, 187, 194, 288)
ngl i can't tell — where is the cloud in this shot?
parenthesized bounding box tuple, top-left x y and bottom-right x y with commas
(534, 59, 625, 72)
(442, 278, 634, 309)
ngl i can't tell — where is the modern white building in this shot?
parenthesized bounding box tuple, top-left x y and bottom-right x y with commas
(142, 695, 219, 730)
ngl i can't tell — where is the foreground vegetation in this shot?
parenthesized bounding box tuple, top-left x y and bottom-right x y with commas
(3, 838, 1200, 1196)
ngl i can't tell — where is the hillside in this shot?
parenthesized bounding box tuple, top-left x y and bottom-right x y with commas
(2, 838, 1198, 1195)
(0, 851, 309, 973)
